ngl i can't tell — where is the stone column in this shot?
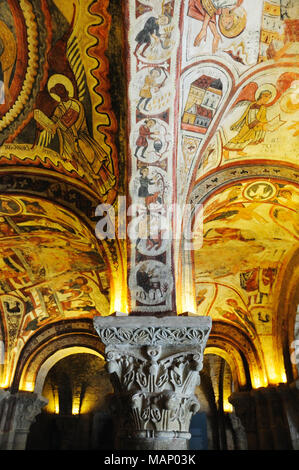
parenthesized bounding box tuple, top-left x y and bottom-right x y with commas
(229, 391, 257, 450)
(228, 413, 248, 450)
(93, 316, 212, 451)
(0, 390, 47, 450)
(278, 381, 299, 450)
(230, 386, 294, 450)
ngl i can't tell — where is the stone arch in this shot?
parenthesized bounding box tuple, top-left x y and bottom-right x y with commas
(177, 165, 299, 313)
(204, 346, 246, 391)
(11, 319, 104, 393)
(0, 172, 127, 315)
(207, 321, 266, 390)
(33, 347, 104, 397)
(275, 247, 299, 382)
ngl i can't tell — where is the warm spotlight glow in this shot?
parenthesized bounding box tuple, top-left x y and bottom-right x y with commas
(281, 371, 287, 383)
(252, 376, 264, 389)
(111, 295, 128, 314)
(24, 381, 35, 392)
(180, 293, 197, 315)
(110, 277, 128, 315)
(72, 405, 80, 415)
(223, 401, 233, 413)
(267, 368, 288, 385)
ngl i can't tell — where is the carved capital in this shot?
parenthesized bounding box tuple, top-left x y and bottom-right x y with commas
(94, 316, 211, 447)
(0, 390, 48, 449)
(14, 392, 48, 432)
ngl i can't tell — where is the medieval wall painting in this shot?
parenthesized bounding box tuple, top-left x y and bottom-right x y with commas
(0, 3, 18, 110)
(0, 0, 297, 391)
(0, 0, 42, 143)
(0, 0, 119, 203)
(0, 1, 120, 388)
(221, 69, 299, 165)
(178, 0, 299, 190)
(183, 0, 263, 69)
(131, 117, 171, 165)
(0, 193, 110, 387)
(127, 0, 298, 322)
(192, 176, 299, 381)
(179, 64, 231, 199)
(127, 0, 180, 313)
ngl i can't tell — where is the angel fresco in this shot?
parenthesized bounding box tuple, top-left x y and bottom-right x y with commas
(224, 71, 299, 157)
(188, 0, 246, 53)
(34, 75, 116, 197)
(222, 83, 282, 157)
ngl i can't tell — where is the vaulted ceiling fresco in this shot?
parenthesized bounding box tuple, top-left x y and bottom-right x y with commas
(124, 0, 299, 389)
(0, 0, 125, 389)
(0, 0, 298, 398)
(176, 0, 299, 387)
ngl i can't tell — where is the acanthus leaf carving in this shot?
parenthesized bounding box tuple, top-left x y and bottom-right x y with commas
(94, 317, 212, 441)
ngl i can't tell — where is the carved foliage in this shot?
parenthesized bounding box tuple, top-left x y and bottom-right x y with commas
(105, 344, 203, 434)
(14, 394, 47, 431)
(97, 325, 208, 346)
(94, 318, 212, 438)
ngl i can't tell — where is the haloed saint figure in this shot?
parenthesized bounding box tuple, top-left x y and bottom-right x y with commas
(188, 0, 246, 53)
(34, 74, 116, 198)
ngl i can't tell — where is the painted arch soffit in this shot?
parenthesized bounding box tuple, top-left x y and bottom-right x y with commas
(0, 194, 111, 387)
(0, 0, 119, 202)
(174, 0, 299, 373)
(126, 0, 298, 318)
(190, 178, 299, 363)
(176, 0, 299, 204)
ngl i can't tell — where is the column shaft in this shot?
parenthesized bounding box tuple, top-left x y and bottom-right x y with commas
(230, 386, 294, 450)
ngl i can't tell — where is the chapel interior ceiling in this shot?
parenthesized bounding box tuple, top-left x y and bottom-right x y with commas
(0, 0, 298, 393)
(180, 0, 299, 387)
(0, 0, 125, 389)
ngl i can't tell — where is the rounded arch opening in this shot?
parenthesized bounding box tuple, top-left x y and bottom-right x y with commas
(34, 347, 104, 397)
(26, 351, 114, 451)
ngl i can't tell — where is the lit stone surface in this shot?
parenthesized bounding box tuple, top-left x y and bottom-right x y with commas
(94, 316, 212, 450)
